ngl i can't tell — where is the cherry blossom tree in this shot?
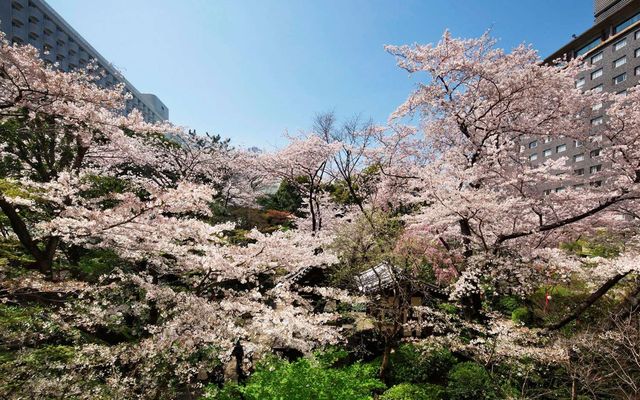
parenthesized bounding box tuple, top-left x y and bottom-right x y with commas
(375, 31, 640, 320)
(256, 135, 341, 231)
(0, 36, 356, 396)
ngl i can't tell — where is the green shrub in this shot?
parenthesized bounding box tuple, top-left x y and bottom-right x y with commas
(238, 354, 385, 400)
(389, 344, 457, 385)
(201, 383, 243, 400)
(497, 296, 520, 313)
(447, 362, 496, 400)
(381, 383, 445, 400)
(511, 307, 532, 326)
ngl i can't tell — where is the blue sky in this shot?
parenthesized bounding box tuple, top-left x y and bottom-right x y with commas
(48, 0, 592, 149)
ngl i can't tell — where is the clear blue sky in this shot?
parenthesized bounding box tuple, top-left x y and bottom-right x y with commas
(47, 0, 592, 149)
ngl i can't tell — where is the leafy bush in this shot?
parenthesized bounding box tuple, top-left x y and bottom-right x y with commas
(219, 353, 385, 400)
(380, 383, 445, 400)
(447, 362, 496, 400)
(511, 307, 532, 326)
(201, 383, 243, 400)
(389, 344, 457, 385)
(496, 296, 520, 313)
(256, 180, 304, 215)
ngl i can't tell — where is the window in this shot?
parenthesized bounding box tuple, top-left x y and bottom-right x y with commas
(591, 68, 603, 79)
(637, 29, 640, 40)
(613, 73, 627, 84)
(618, 89, 628, 96)
(591, 51, 603, 63)
(28, 16, 39, 23)
(543, 189, 552, 196)
(543, 137, 552, 143)
(556, 144, 567, 153)
(575, 168, 585, 176)
(555, 187, 566, 193)
(11, 1, 24, 10)
(28, 32, 38, 40)
(591, 134, 603, 142)
(576, 77, 585, 88)
(614, 38, 627, 51)
(592, 84, 603, 93)
(574, 154, 585, 162)
(591, 180, 603, 187)
(543, 149, 552, 157)
(12, 19, 24, 28)
(529, 140, 538, 149)
(574, 184, 585, 189)
(56, 54, 64, 61)
(613, 56, 627, 68)
(529, 153, 538, 161)
(43, 44, 51, 53)
(577, 37, 602, 56)
(574, 140, 583, 147)
(592, 102, 603, 111)
(591, 116, 603, 126)
(590, 148, 601, 157)
(636, 48, 640, 58)
(590, 165, 602, 174)
(636, 66, 640, 76)
(614, 12, 640, 34)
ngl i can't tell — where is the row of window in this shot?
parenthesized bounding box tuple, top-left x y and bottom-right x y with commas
(575, 164, 602, 175)
(574, 27, 640, 90)
(529, 144, 601, 162)
(614, 12, 640, 35)
(544, 180, 603, 195)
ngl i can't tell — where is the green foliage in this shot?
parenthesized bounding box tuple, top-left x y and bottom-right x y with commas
(380, 383, 445, 400)
(256, 180, 304, 216)
(226, 353, 385, 400)
(560, 234, 621, 259)
(0, 239, 35, 270)
(530, 284, 617, 332)
(70, 248, 125, 282)
(446, 362, 496, 400)
(438, 303, 459, 315)
(201, 383, 244, 400)
(388, 344, 457, 386)
(496, 295, 521, 313)
(78, 175, 129, 209)
(491, 359, 574, 399)
(0, 304, 59, 347)
(0, 178, 39, 200)
(511, 307, 532, 326)
(329, 211, 404, 286)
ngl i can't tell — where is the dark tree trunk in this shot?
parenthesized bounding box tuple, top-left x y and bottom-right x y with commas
(548, 272, 630, 331)
(0, 197, 59, 277)
(458, 218, 482, 317)
(378, 340, 393, 381)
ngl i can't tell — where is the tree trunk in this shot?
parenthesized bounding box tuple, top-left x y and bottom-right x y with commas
(548, 272, 630, 331)
(458, 218, 482, 317)
(0, 197, 58, 277)
(378, 341, 393, 381)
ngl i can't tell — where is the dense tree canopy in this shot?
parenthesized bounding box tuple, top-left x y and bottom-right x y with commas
(1, 30, 639, 399)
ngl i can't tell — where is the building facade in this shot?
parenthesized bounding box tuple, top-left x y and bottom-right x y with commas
(0, 0, 169, 122)
(521, 0, 640, 193)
